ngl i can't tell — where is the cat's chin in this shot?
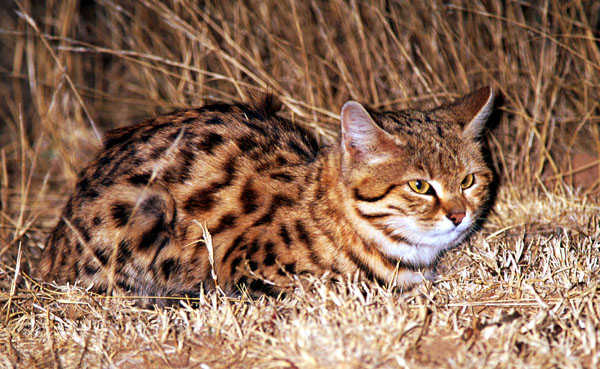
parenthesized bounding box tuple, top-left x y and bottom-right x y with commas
(376, 216, 473, 266)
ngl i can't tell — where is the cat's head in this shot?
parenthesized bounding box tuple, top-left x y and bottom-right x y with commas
(339, 87, 495, 266)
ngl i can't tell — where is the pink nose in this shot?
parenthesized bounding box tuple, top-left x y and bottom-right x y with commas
(447, 211, 466, 226)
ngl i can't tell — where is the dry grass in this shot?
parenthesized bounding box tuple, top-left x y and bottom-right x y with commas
(0, 0, 599, 367)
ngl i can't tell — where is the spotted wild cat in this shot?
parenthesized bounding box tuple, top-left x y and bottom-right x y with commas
(40, 87, 496, 298)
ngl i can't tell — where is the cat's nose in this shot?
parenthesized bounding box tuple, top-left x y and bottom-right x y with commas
(447, 211, 466, 226)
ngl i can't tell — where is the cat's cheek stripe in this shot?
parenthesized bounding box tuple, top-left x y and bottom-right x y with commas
(352, 184, 397, 202)
(376, 224, 412, 244)
(355, 208, 395, 219)
(387, 205, 408, 214)
(344, 248, 388, 286)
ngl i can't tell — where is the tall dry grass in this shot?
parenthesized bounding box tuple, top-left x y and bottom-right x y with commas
(0, 0, 599, 368)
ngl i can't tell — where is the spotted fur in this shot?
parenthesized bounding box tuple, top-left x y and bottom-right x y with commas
(40, 88, 496, 298)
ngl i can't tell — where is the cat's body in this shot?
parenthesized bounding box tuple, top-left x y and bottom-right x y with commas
(40, 88, 495, 298)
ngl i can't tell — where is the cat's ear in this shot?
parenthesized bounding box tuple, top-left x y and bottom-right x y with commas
(340, 101, 396, 165)
(430, 86, 495, 138)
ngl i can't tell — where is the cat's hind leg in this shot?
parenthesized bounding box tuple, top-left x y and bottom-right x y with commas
(76, 182, 180, 297)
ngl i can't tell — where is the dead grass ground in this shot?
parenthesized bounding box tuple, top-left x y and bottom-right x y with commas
(0, 1, 599, 368)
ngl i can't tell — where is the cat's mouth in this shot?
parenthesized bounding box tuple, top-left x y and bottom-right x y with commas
(374, 215, 473, 265)
(382, 215, 472, 246)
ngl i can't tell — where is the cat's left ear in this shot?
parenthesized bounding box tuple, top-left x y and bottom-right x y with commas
(340, 101, 397, 166)
(430, 86, 495, 139)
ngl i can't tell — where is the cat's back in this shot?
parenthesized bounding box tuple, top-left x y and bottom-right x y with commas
(95, 98, 319, 185)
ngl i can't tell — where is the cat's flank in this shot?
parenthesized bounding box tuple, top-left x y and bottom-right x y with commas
(41, 88, 495, 298)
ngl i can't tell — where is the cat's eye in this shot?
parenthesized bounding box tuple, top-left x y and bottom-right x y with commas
(408, 180, 432, 195)
(461, 174, 475, 189)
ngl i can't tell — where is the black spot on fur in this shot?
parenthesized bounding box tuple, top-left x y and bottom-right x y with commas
(148, 237, 170, 269)
(162, 165, 179, 183)
(239, 104, 264, 121)
(181, 117, 198, 124)
(92, 216, 102, 226)
(264, 241, 274, 253)
(270, 172, 294, 182)
(150, 145, 168, 159)
(64, 201, 73, 219)
(128, 173, 152, 186)
(139, 123, 170, 142)
(97, 155, 112, 167)
(117, 240, 132, 264)
(202, 157, 237, 192)
(243, 120, 268, 136)
(167, 130, 181, 142)
(211, 213, 237, 234)
(177, 148, 196, 182)
(141, 195, 165, 217)
(111, 202, 133, 227)
(83, 262, 99, 275)
(161, 258, 180, 280)
(279, 224, 292, 247)
(284, 263, 296, 274)
(286, 125, 320, 161)
(94, 248, 109, 266)
(295, 220, 311, 245)
(116, 280, 134, 292)
(183, 130, 198, 140)
(253, 195, 294, 226)
(249, 279, 279, 297)
(345, 249, 387, 286)
(248, 239, 260, 256)
(237, 135, 259, 152)
(264, 252, 276, 266)
(205, 117, 225, 125)
(231, 256, 242, 272)
(288, 140, 312, 160)
(236, 276, 248, 288)
(198, 132, 224, 154)
(295, 220, 325, 267)
(103, 127, 135, 148)
(437, 125, 443, 137)
(223, 233, 245, 263)
(220, 157, 237, 186)
(184, 188, 215, 213)
(72, 217, 91, 242)
(73, 261, 80, 278)
(104, 147, 136, 181)
(249, 261, 258, 271)
(240, 181, 259, 214)
(276, 156, 288, 166)
(77, 177, 99, 199)
(137, 217, 167, 250)
(94, 285, 107, 294)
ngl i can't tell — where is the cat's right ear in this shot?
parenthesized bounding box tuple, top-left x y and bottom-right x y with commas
(429, 86, 495, 139)
(340, 101, 396, 166)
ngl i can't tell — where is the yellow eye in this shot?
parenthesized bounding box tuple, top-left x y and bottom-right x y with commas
(461, 174, 474, 189)
(408, 180, 431, 194)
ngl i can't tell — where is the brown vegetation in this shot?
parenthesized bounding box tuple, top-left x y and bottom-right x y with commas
(0, 0, 599, 367)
